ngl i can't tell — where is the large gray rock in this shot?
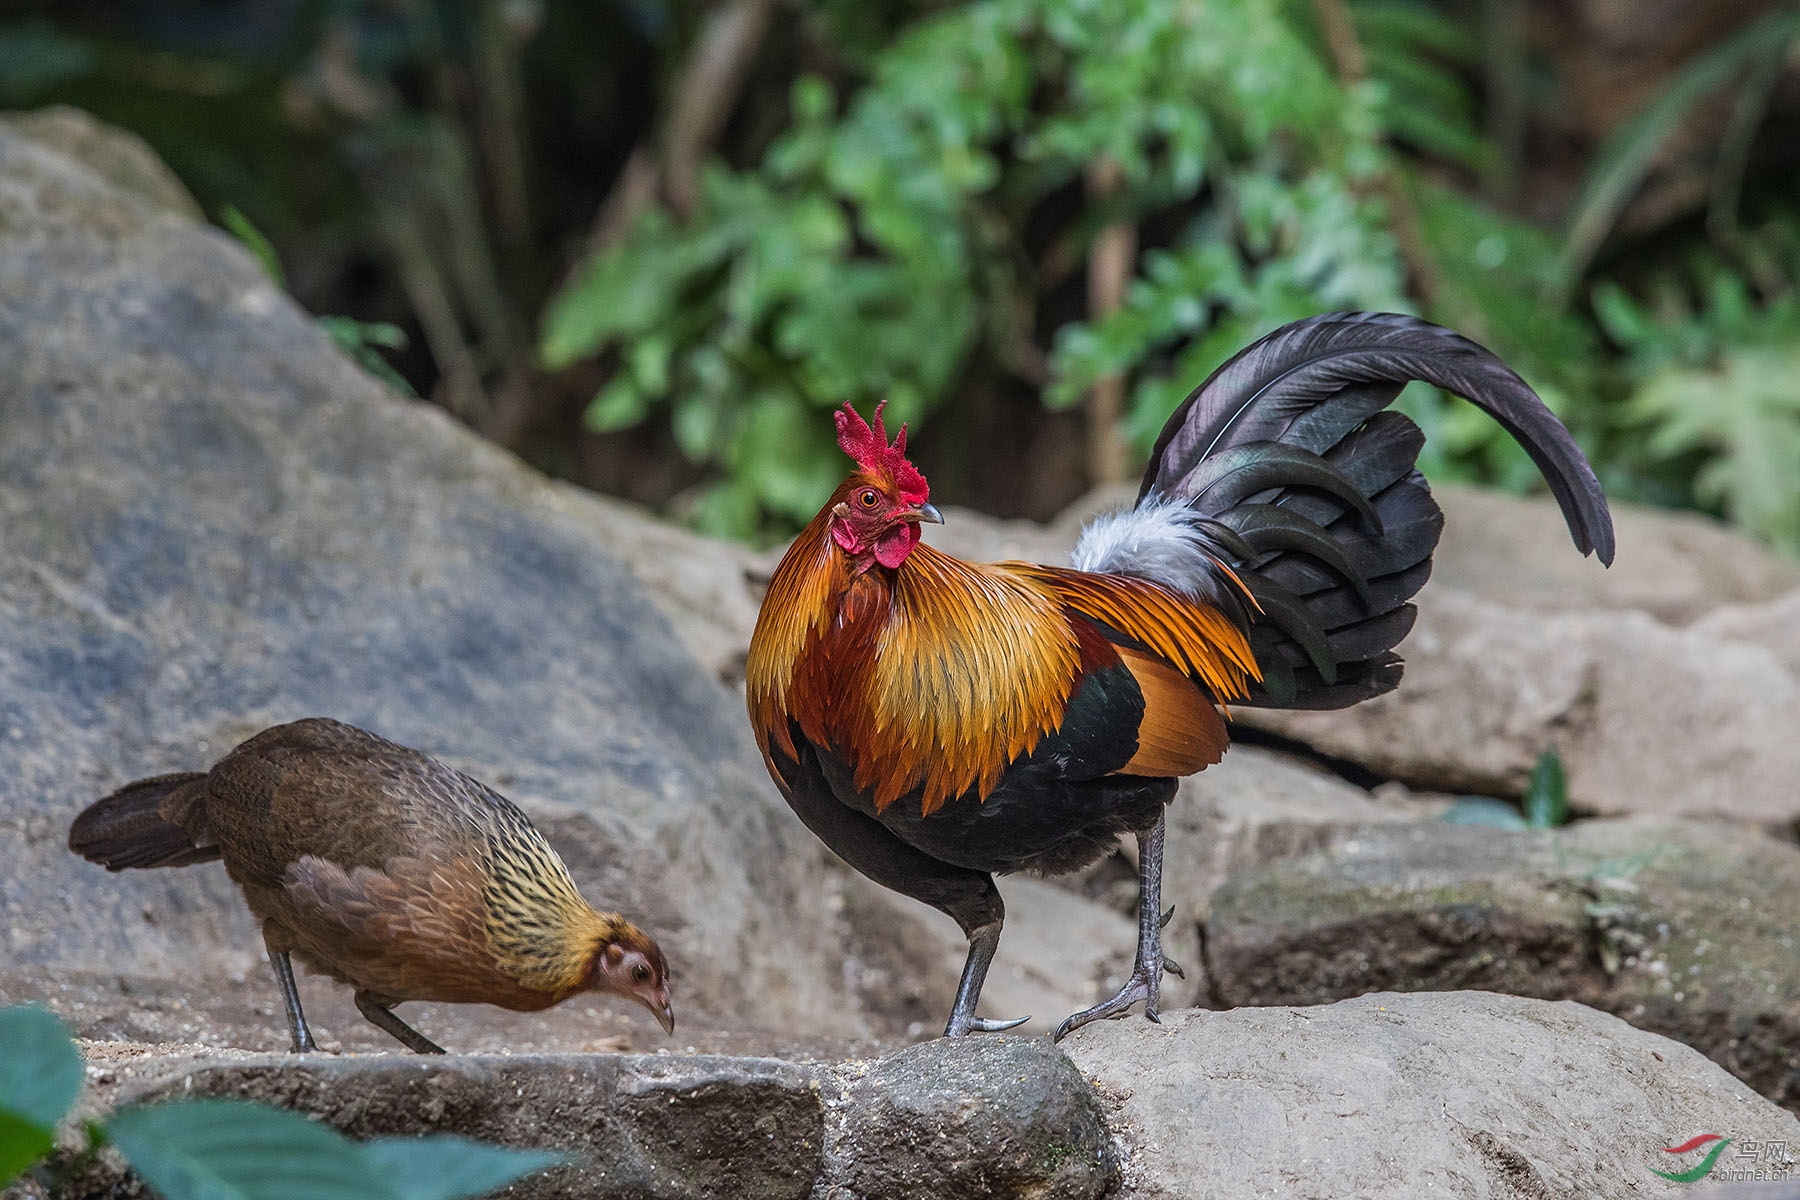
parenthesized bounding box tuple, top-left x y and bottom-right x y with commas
(77, 1049, 827, 1200)
(0, 106, 203, 222)
(1207, 818, 1800, 1109)
(55, 1036, 1114, 1200)
(1428, 483, 1800, 624)
(1064, 992, 1800, 1200)
(828, 1036, 1117, 1199)
(1157, 747, 1448, 1006)
(1234, 587, 1800, 822)
(0, 112, 1188, 1056)
(0, 116, 858, 1037)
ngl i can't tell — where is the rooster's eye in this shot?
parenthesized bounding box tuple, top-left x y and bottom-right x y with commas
(859, 490, 879, 508)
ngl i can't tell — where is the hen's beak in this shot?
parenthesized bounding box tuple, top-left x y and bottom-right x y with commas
(643, 987, 675, 1034)
(902, 502, 944, 525)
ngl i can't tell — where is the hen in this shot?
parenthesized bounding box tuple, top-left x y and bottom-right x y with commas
(69, 717, 674, 1053)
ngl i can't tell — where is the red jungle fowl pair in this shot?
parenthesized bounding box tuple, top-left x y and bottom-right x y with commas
(72, 311, 1613, 1051)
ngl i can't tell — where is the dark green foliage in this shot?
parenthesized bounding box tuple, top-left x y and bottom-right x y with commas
(1593, 211, 1800, 551)
(1560, 7, 1800, 284)
(0, 1004, 563, 1199)
(543, 0, 1416, 536)
(2, 0, 1797, 550)
(320, 316, 417, 398)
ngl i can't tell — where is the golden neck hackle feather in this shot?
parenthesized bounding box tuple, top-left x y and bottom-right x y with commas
(748, 518, 1261, 816)
(472, 802, 630, 999)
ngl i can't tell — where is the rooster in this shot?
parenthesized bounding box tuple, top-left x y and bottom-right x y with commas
(747, 312, 1614, 1040)
(69, 718, 674, 1053)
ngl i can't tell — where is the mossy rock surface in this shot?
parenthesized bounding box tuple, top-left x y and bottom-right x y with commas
(1208, 817, 1800, 1110)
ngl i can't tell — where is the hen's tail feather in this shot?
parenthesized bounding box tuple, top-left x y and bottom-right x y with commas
(68, 772, 219, 871)
(1120, 311, 1612, 709)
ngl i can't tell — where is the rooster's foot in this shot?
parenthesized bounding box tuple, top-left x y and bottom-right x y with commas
(941, 919, 1032, 1037)
(1051, 955, 1171, 1041)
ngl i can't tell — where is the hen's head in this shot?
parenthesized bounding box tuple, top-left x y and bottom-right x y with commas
(589, 921, 674, 1033)
(828, 401, 942, 569)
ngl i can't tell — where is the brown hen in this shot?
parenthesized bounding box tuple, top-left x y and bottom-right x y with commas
(69, 717, 673, 1053)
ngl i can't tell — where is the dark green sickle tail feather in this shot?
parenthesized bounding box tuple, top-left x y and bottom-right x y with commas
(1077, 312, 1614, 709)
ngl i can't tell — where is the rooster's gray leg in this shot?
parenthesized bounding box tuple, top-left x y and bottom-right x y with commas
(263, 939, 317, 1053)
(944, 920, 1031, 1037)
(355, 992, 446, 1054)
(1054, 813, 1179, 1041)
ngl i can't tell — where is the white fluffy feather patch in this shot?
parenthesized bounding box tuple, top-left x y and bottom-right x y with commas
(1070, 497, 1242, 609)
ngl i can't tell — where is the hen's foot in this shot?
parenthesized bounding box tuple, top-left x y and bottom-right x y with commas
(355, 993, 447, 1055)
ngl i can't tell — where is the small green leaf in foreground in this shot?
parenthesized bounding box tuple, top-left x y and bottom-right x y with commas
(104, 1098, 566, 1200)
(0, 1108, 55, 1189)
(363, 1134, 568, 1200)
(0, 1005, 84, 1185)
(104, 1099, 372, 1200)
(219, 205, 287, 289)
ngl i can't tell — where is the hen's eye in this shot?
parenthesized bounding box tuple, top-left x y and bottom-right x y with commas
(859, 490, 879, 508)
(631, 965, 651, 983)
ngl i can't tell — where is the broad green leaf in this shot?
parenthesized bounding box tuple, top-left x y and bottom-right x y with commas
(583, 379, 650, 434)
(104, 1099, 383, 1200)
(0, 1005, 82, 1184)
(362, 1135, 566, 1200)
(0, 1006, 83, 1134)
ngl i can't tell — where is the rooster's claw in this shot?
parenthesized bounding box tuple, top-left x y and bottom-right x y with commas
(965, 1014, 1032, 1034)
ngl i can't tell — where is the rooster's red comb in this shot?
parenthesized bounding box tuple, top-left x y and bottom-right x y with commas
(835, 401, 928, 504)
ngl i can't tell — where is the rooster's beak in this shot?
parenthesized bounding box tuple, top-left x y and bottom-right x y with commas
(904, 502, 944, 525)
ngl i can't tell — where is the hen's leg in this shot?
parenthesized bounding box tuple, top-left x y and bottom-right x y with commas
(1054, 813, 1179, 1041)
(262, 927, 317, 1053)
(354, 992, 446, 1054)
